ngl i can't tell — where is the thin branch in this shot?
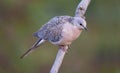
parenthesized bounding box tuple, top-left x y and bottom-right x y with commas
(75, 0, 91, 17)
(50, 46, 68, 73)
(50, 0, 91, 73)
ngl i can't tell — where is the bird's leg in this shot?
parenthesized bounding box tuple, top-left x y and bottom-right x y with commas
(68, 44, 71, 49)
(59, 45, 68, 53)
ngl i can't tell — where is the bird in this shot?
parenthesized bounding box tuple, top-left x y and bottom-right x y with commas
(20, 4, 88, 59)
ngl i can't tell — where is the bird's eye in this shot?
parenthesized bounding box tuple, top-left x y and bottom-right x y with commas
(80, 23, 82, 26)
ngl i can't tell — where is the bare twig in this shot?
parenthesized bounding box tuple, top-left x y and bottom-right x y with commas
(75, 0, 91, 17)
(50, 46, 68, 73)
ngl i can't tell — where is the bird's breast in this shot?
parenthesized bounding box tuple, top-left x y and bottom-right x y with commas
(52, 23, 82, 45)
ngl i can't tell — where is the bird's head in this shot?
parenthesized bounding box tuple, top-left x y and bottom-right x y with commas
(72, 17, 87, 31)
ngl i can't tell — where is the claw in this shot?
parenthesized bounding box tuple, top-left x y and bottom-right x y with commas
(68, 45, 71, 49)
(59, 45, 68, 53)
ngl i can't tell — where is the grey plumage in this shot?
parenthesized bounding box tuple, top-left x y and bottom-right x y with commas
(34, 16, 73, 42)
(20, 16, 75, 58)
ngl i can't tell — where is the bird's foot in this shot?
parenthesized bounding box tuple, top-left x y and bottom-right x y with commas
(68, 45, 71, 49)
(59, 45, 68, 53)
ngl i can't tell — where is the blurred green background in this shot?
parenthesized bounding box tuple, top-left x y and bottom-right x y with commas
(0, 0, 120, 73)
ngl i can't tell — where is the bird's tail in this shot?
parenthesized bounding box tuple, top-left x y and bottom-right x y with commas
(20, 39, 45, 59)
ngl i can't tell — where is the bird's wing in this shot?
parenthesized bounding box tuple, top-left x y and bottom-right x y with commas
(34, 16, 73, 42)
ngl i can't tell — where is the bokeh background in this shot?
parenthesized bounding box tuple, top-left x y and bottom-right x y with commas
(0, 0, 120, 73)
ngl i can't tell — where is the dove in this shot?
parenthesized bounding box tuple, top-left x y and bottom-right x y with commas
(20, 2, 88, 59)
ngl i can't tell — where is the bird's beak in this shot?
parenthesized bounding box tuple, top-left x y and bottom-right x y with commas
(83, 26, 88, 31)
